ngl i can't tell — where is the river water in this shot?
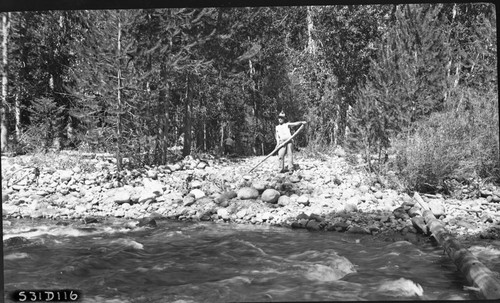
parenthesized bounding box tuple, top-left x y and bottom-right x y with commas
(3, 218, 499, 302)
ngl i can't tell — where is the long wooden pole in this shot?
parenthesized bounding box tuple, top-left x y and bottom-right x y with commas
(414, 192, 500, 299)
(248, 124, 305, 173)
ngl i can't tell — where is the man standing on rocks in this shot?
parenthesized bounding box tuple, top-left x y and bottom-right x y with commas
(275, 111, 306, 173)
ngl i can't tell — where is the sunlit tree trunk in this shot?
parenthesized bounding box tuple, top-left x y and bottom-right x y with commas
(116, 12, 123, 170)
(1, 13, 9, 153)
(306, 6, 317, 55)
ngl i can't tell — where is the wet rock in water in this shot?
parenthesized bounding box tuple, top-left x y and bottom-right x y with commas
(346, 226, 370, 234)
(237, 187, 259, 200)
(4, 236, 30, 247)
(277, 195, 290, 206)
(261, 189, 280, 204)
(306, 220, 322, 231)
(296, 213, 309, 220)
(83, 216, 100, 224)
(411, 216, 428, 234)
(427, 199, 446, 217)
(138, 217, 157, 227)
(308, 213, 324, 222)
(333, 222, 349, 232)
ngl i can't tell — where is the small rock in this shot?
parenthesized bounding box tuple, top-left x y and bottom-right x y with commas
(147, 170, 159, 179)
(359, 185, 370, 194)
(393, 207, 409, 220)
(138, 217, 157, 227)
(428, 199, 446, 217)
(261, 189, 280, 204)
(183, 195, 196, 207)
(277, 195, 291, 206)
(217, 208, 230, 220)
(297, 195, 310, 205)
(346, 226, 370, 234)
(114, 190, 131, 205)
(252, 181, 267, 192)
(308, 213, 324, 222)
(190, 189, 206, 199)
(344, 202, 358, 213)
(214, 191, 237, 204)
(306, 220, 322, 231)
(296, 213, 309, 220)
(237, 187, 259, 200)
(196, 161, 208, 169)
(374, 191, 384, 199)
(290, 175, 301, 183)
(190, 180, 203, 189)
(236, 209, 247, 219)
(4, 236, 30, 247)
(333, 222, 349, 232)
(83, 216, 100, 224)
(58, 170, 73, 182)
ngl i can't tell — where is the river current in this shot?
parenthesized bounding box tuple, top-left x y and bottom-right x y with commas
(3, 218, 499, 302)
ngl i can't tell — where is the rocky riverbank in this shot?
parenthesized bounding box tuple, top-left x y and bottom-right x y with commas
(2, 151, 500, 244)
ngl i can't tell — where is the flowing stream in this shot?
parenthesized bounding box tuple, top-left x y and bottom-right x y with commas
(3, 218, 499, 302)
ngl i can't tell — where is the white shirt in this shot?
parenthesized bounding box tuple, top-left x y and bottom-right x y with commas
(275, 123, 292, 142)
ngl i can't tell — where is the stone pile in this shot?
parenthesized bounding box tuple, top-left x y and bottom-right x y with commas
(2, 152, 500, 242)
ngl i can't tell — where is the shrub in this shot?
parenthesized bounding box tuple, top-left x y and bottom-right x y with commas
(391, 89, 499, 192)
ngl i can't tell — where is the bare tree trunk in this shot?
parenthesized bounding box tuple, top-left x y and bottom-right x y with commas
(414, 193, 500, 299)
(182, 73, 192, 157)
(306, 6, 316, 55)
(116, 12, 123, 170)
(14, 91, 20, 140)
(1, 13, 10, 153)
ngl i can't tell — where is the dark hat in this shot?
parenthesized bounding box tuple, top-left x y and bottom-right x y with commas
(278, 111, 286, 118)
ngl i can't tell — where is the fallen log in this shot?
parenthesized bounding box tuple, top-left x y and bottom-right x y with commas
(414, 192, 500, 299)
(248, 123, 305, 173)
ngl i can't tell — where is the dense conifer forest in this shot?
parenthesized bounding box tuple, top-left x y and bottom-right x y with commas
(1, 3, 498, 191)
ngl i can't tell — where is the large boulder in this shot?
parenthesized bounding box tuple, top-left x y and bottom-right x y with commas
(261, 189, 280, 204)
(237, 187, 259, 200)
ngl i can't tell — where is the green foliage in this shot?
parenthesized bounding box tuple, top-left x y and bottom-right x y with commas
(17, 97, 64, 152)
(391, 88, 499, 192)
(2, 4, 497, 188)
